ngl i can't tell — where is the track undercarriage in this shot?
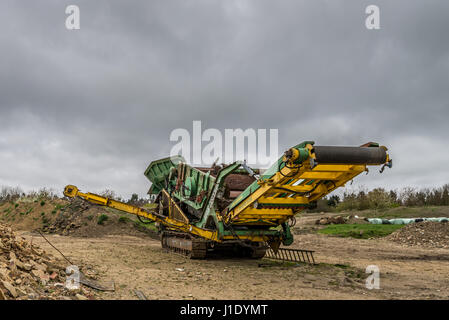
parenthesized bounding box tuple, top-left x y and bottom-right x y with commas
(160, 230, 267, 259)
(161, 231, 208, 259)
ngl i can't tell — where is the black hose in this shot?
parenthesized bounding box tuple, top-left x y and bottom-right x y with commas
(278, 161, 300, 178)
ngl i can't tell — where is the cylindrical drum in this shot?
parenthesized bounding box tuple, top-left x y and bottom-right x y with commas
(312, 146, 387, 165)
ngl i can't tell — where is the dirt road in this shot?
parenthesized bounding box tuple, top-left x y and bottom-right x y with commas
(20, 231, 449, 300)
(292, 234, 449, 299)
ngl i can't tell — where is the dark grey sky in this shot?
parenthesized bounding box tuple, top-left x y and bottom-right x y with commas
(1, 1, 448, 198)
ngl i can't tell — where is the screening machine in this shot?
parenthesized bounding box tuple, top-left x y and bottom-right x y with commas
(64, 141, 391, 261)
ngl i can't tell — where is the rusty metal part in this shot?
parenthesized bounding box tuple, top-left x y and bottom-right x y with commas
(224, 174, 257, 200)
(225, 174, 255, 191)
(265, 247, 316, 264)
(134, 290, 148, 300)
(194, 165, 222, 176)
(228, 190, 243, 198)
(195, 190, 207, 204)
(79, 273, 115, 291)
(160, 189, 189, 224)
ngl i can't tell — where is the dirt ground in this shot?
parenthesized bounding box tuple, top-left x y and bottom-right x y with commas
(17, 212, 449, 300)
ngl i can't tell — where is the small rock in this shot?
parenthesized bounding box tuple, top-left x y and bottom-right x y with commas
(31, 269, 50, 283)
(0, 267, 10, 280)
(8, 260, 18, 276)
(32, 262, 48, 272)
(21, 263, 32, 271)
(27, 293, 37, 299)
(1, 280, 18, 298)
(75, 294, 88, 300)
(15, 287, 27, 297)
(0, 288, 7, 300)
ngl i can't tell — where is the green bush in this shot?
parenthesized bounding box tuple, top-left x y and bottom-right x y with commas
(337, 188, 397, 211)
(54, 204, 65, 211)
(42, 216, 49, 226)
(118, 216, 130, 223)
(97, 214, 109, 225)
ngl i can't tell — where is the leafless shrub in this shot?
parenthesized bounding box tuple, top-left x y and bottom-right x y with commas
(99, 189, 123, 201)
(0, 186, 24, 203)
(337, 184, 449, 211)
(126, 193, 150, 207)
(26, 187, 59, 200)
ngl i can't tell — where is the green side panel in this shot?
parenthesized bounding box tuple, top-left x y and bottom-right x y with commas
(171, 164, 216, 210)
(227, 141, 315, 211)
(196, 161, 242, 229)
(144, 155, 185, 195)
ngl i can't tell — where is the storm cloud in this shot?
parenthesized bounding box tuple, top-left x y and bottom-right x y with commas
(0, 0, 448, 198)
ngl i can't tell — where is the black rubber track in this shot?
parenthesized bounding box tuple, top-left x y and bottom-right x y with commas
(312, 146, 387, 165)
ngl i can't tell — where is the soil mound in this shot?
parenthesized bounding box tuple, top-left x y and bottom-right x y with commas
(386, 221, 449, 248)
(0, 198, 157, 239)
(46, 199, 158, 238)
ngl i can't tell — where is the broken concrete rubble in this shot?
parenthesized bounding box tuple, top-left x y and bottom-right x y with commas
(0, 222, 97, 300)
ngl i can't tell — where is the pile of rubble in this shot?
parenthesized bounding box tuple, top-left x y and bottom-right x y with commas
(43, 199, 89, 235)
(315, 216, 346, 225)
(386, 221, 449, 249)
(43, 198, 157, 239)
(315, 215, 368, 225)
(0, 223, 95, 300)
